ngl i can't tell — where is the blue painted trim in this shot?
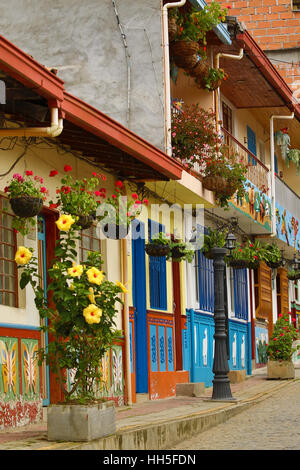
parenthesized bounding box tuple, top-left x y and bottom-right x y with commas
(247, 321, 252, 376)
(189, 0, 232, 45)
(189, 309, 196, 382)
(0, 323, 40, 331)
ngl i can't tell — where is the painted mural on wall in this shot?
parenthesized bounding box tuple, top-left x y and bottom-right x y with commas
(255, 325, 268, 364)
(229, 179, 271, 232)
(275, 202, 300, 249)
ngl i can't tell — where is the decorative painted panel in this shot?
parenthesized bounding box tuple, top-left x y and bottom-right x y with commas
(275, 201, 300, 250)
(21, 339, 39, 400)
(0, 337, 19, 400)
(255, 324, 268, 365)
(158, 326, 166, 372)
(150, 324, 158, 372)
(148, 313, 175, 373)
(167, 327, 174, 372)
(111, 345, 124, 397)
(228, 321, 248, 371)
(229, 179, 271, 232)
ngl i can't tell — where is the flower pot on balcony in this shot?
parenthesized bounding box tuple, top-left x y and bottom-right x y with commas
(267, 360, 295, 380)
(228, 258, 249, 269)
(47, 400, 116, 442)
(10, 196, 43, 218)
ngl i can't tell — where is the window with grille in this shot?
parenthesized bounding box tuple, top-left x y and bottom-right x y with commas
(0, 196, 18, 307)
(230, 267, 248, 320)
(148, 220, 167, 311)
(79, 224, 101, 263)
(292, 0, 300, 11)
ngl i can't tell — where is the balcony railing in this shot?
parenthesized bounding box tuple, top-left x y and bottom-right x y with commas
(221, 127, 270, 192)
(275, 175, 300, 221)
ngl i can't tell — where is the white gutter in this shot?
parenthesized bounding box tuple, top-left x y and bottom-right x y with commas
(214, 49, 244, 135)
(269, 113, 294, 236)
(162, 0, 187, 156)
(0, 107, 63, 137)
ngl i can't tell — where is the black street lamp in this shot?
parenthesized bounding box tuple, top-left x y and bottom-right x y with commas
(211, 230, 237, 401)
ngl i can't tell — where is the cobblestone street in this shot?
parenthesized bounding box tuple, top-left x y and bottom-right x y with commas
(170, 381, 300, 450)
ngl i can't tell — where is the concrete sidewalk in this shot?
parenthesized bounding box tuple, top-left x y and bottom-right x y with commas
(1, 366, 299, 450)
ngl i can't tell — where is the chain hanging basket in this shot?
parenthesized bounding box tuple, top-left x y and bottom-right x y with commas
(188, 59, 210, 79)
(170, 40, 200, 70)
(228, 258, 249, 269)
(170, 246, 186, 262)
(202, 175, 228, 193)
(75, 214, 95, 230)
(145, 243, 170, 257)
(10, 196, 43, 218)
(287, 271, 300, 281)
(265, 259, 283, 270)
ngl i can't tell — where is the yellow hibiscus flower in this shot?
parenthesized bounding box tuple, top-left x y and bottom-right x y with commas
(83, 304, 102, 324)
(55, 214, 75, 232)
(86, 267, 104, 286)
(15, 246, 33, 265)
(115, 280, 128, 294)
(68, 264, 83, 277)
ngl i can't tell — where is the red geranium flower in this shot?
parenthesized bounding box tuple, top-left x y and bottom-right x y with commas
(132, 193, 138, 200)
(49, 169, 58, 177)
(26, 170, 33, 176)
(64, 165, 72, 172)
(115, 180, 123, 188)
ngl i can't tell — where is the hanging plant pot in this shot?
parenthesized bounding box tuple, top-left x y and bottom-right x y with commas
(228, 258, 249, 269)
(168, 18, 178, 41)
(202, 249, 214, 260)
(170, 246, 186, 262)
(202, 175, 228, 193)
(9, 196, 43, 218)
(265, 260, 283, 270)
(247, 260, 260, 270)
(145, 243, 170, 257)
(102, 223, 129, 240)
(287, 271, 300, 281)
(75, 214, 95, 230)
(170, 41, 200, 70)
(188, 59, 210, 79)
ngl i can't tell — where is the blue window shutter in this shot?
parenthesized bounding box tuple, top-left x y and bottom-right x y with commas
(233, 268, 248, 320)
(274, 155, 278, 175)
(247, 125, 257, 166)
(197, 250, 214, 312)
(149, 220, 167, 310)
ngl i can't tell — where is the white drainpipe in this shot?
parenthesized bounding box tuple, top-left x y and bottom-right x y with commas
(0, 107, 63, 137)
(162, 0, 187, 156)
(214, 49, 244, 135)
(269, 113, 294, 237)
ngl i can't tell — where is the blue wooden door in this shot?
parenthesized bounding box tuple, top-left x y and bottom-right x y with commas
(131, 219, 148, 393)
(247, 125, 257, 166)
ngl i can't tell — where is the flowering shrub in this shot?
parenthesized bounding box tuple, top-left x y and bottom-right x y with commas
(267, 312, 299, 362)
(16, 219, 125, 403)
(172, 104, 221, 165)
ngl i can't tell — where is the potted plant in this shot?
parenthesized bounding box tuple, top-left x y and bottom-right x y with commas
(274, 128, 290, 161)
(226, 240, 263, 269)
(99, 185, 145, 239)
(145, 231, 171, 257)
(197, 67, 228, 91)
(167, 239, 194, 263)
(170, 3, 227, 70)
(201, 227, 228, 259)
(287, 269, 300, 281)
(201, 149, 247, 209)
(266, 312, 300, 379)
(15, 215, 126, 441)
(49, 166, 104, 230)
(5, 171, 47, 235)
(263, 243, 283, 269)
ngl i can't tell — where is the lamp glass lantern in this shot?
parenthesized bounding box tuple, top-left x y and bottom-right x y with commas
(225, 231, 237, 252)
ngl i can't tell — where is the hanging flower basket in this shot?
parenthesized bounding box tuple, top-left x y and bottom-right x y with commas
(202, 175, 228, 193)
(101, 223, 129, 240)
(75, 214, 95, 230)
(10, 196, 43, 218)
(247, 260, 260, 270)
(168, 18, 178, 41)
(265, 259, 283, 270)
(287, 270, 300, 281)
(203, 249, 214, 260)
(188, 58, 210, 79)
(170, 41, 200, 69)
(228, 258, 249, 269)
(170, 245, 186, 262)
(145, 243, 170, 257)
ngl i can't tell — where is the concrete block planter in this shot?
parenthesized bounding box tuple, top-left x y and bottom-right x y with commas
(267, 360, 295, 380)
(47, 400, 116, 442)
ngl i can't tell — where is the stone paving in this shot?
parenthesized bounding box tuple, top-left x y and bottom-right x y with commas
(0, 366, 299, 450)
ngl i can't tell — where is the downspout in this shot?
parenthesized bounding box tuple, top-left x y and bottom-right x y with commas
(162, 0, 187, 156)
(214, 49, 244, 135)
(122, 235, 132, 406)
(269, 113, 294, 237)
(0, 107, 63, 137)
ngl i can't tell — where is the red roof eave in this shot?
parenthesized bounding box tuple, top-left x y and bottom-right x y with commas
(0, 35, 183, 181)
(236, 31, 300, 121)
